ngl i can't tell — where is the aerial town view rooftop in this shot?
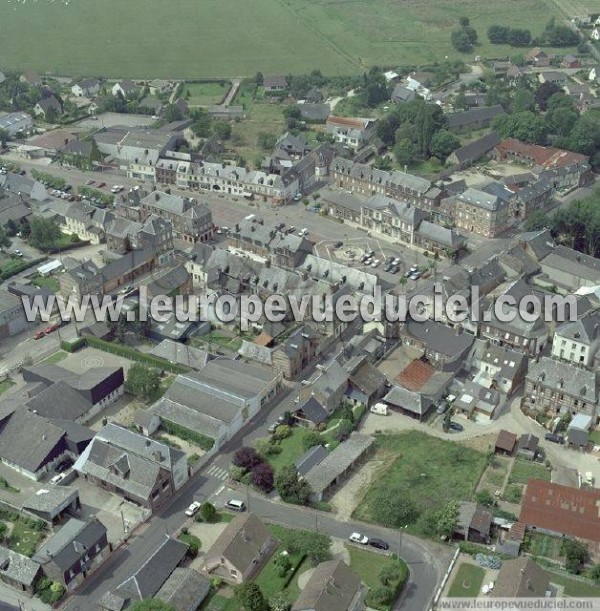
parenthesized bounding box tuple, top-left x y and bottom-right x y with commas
(0, 1, 600, 610)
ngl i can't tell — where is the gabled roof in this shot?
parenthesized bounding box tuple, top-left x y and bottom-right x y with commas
(450, 132, 501, 164)
(526, 356, 598, 402)
(0, 547, 41, 587)
(495, 429, 517, 453)
(156, 568, 211, 610)
(296, 396, 328, 425)
(446, 105, 505, 130)
(295, 445, 328, 477)
(494, 557, 550, 598)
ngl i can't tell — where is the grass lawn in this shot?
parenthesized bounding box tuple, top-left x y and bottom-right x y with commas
(546, 571, 600, 597)
(41, 350, 69, 364)
(588, 430, 600, 445)
(183, 81, 230, 106)
(0, 380, 14, 396)
(8, 521, 46, 557)
(509, 459, 551, 485)
(353, 431, 486, 532)
(254, 543, 304, 599)
(347, 546, 407, 610)
(177, 531, 201, 550)
(265, 427, 315, 472)
(231, 103, 286, 165)
(527, 532, 563, 560)
(447, 563, 486, 598)
(32, 275, 60, 293)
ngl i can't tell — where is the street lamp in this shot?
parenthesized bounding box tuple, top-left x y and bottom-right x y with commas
(397, 524, 408, 559)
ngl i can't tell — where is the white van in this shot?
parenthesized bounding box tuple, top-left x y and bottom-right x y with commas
(370, 403, 388, 416)
(225, 499, 246, 512)
(245, 214, 256, 221)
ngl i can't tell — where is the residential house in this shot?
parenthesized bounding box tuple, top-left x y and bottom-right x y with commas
(33, 518, 109, 592)
(202, 513, 277, 584)
(326, 116, 377, 150)
(73, 423, 189, 511)
(155, 568, 211, 611)
(263, 75, 288, 92)
(271, 324, 322, 379)
(22, 486, 80, 525)
(20, 71, 41, 86)
(561, 54, 581, 69)
(468, 339, 527, 395)
(382, 384, 434, 421)
(345, 358, 387, 406)
(391, 85, 416, 104)
(148, 360, 282, 450)
(520, 479, 600, 544)
(540, 245, 600, 290)
(444, 187, 510, 238)
(552, 310, 600, 367)
(453, 502, 492, 544)
(112, 79, 139, 98)
(298, 103, 330, 122)
(538, 71, 568, 85)
(526, 48, 554, 67)
(304, 358, 350, 413)
(495, 429, 517, 455)
(292, 559, 365, 611)
(0, 289, 27, 338)
(71, 79, 100, 98)
(60, 202, 114, 244)
(494, 557, 551, 598)
(34, 95, 62, 119)
(148, 79, 173, 96)
(446, 105, 506, 133)
(0, 547, 41, 594)
(99, 536, 188, 611)
(524, 356, 599, 421)
(304, 87, 324, 103)
(303, 433, 373, 501)
(293, 397, 329, 430)
(0, 112, 33, 137)
(453, 380, 501, 420)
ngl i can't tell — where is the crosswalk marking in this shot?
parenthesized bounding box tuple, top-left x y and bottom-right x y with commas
(206, 465, 228, 480)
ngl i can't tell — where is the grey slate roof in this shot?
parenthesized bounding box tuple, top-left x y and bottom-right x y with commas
(446, 105, 505, 130)
(148, 339, 209, 370)
(34, 518, 107, 571)
(450, 132, 501, 164)
(404, 319, 475, 358)
(383, 385, 432, 416)
(0, 547, 41, 587)
(25, 381, 92, 420)
(23, 486, 79, 514)
(554, 310, 600, 344)
(416, 220, 465, 248)
(296, 396, 328, 425)
(527, 356, 598, 402)
(295, 445, 328, 477)
(453, 187, 502, 211)
(156, 568, 211, 611)
(303, 433, 373, 495)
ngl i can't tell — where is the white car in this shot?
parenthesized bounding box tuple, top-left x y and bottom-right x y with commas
(370, 259, 380, 268)
(51, 473, 66, 485)
(349, 532, 369, 545)
(298, 228, 309, 237)
(185, 501, 202, 517)
(409, 265, 419, 273)
(111, 185, 123, 194)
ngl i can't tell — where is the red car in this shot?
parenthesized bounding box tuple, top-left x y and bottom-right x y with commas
(34, 330, 45, 340)
(97, 182, 106, 188)
(44, 323, 58, 335)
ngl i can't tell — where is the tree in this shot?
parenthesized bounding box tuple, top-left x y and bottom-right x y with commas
(524, 210, 550, 231)
(0, 129, 8, 148)
(212, 121, 232, 140)
(233, 447, 263, 470)
(562, 539, 590, 574)
(394, 138, 417, 167)
(512, 88, 535, 113)
(491, 111, 548, 145)
(430, 130, 460, 160)
(28, 216, 62, 251)
(129, 601, 176, 611)
(302, 431, 324, 451)
(453, 91, 468, 111)
(369, 586, 394, 606)
(5, 219, 18, 237)
(508, 28, 531, 46)
(273, 424, 292, 441)
(255, 72, 264, 86)
(283, 530, 332, 565)
(0, 226, 10, 249)
(275, 465, 312, 505)
(546, 24, 580, 46)
(371, 486, 420, 528)
(535, 82, 562, 111)
(162, 104, 183, 123)
(235, 583, 265, 611)
(588, 563, 600, 583)
(268, 592, 291, 611)
(435, 501, 459, 538)
(257, 132, 277, 151)
(125, 363, 161, 400)
(487, 25, 510, 44)
(251, 462, 274, 493)
(463, 26, 478, 45)
(451, 28, 473, 53)
(200, 502, 217, 522)
(459, 16, 470, 26)
(274, 554, 292, 577)
(379, 563, 401, 586)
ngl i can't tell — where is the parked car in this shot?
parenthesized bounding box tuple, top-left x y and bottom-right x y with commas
(370, 259, 380, 268)
(225, 499, 246, 512)
(545, 432, 564, 444)
(56, 459, 73, 473)
(275, 222, 285, 231)
(287, 226, 296, 234)
(293, 193, 302, 201)
(268, 423, 278, 434)
(448, 422, 464, 432)
(390, 265, 400, 274)
(185, 501, 202, 517)
(34, 330, 45, 340)
(85, 179, 95, 185)
(120, 285, 133, 295)
(97, 182, 106, 188)
(298, 228, 309, 237)
(349, 532, 369, 545)
(369, 538, 390, 551)
(383, 263, 393, 272)
(410, 265, 419, 273)
(12, 249, 23, 258)
(50, 473, 66, 485)
(333, 241, 343, 249)
(44, 323, 58, 335)
(436, 400, 449, 414)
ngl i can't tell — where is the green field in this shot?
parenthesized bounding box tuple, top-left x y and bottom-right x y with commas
(0, 0, 577, 78)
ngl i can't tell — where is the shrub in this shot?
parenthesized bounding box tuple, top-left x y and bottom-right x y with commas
(273, 424, 292, 441)
(200, 502, 217, 523)
(161, 419, 214, 451)
(61, 337, 86, 353)
(251, 462, 275, 493)
(233, 447, 263, 470)
(229, 465, 246, 481)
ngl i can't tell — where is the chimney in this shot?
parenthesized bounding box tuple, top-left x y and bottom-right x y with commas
(154, 192, 160, 201)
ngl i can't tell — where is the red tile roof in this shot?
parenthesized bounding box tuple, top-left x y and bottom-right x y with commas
(495, 139, 588, 168)
(520, 479, 600, 542)
(326, 116, 369, 129)
(396, 360, 435, 392)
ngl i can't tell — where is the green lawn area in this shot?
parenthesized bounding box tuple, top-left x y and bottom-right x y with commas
(527, 532, 563, 560)
(231, 103, 286, 165)
(8, 520, 46, 557)
(183, 81, 230, 106)
(0, 380, 14, 396)
(193, 329, 243, 352)
(588, 430, 600, 445)
(32, 275, 60, 293)
(353, 431, 486, 532)
(546, 571, 600, 597)
(177, 531, 201, 551)
(447, 563, 486, 598)
(509, 459, 551, 486)
(254, 543, 304, 599)
(41, 351, 69, 364)
(347, 546, 408, 611)
(265, 427, 315, 472)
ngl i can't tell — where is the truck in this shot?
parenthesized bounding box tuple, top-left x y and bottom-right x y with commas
(370, 403, 389, 416)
